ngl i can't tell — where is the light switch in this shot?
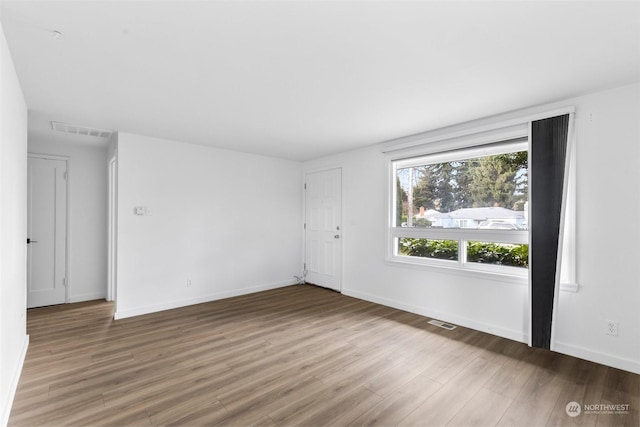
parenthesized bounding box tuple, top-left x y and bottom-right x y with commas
(134, 206, 146, 216)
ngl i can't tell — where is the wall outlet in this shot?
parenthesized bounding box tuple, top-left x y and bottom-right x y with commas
(605, 320, 618, 336)
(187, 279, 192, 287)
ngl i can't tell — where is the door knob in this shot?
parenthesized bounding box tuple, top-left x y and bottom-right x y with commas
(27, 238, 38, 244)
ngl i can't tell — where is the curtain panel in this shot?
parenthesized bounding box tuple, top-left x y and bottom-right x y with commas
(530, 114, 571, 349)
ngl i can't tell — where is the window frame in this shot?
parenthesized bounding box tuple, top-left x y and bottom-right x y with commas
(379, 105, 580, 292)
(383, 121, 530, 284)
(380, 105, 580, 292)
(386, 134, 530, 281)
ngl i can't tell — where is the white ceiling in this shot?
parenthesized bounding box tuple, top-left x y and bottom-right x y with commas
(2, 1, 639, 161)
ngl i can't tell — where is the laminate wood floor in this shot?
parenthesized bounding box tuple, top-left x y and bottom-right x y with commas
(9, 285, 639, 427)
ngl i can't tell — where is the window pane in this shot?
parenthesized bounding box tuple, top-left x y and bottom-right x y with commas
(398, 238, 458, 261)
(396, 151, 528, 230)
(466, 241, 529, 268)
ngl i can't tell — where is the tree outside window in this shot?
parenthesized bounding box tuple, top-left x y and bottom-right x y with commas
(393, 147, 529, 269)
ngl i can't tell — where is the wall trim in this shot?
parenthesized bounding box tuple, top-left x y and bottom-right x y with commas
(559, 282, 580, 293)
(343, 288, 638, 375)
(553, 341, 640, 375)
(1, 335, 29, 427)
(383, 258, 528, 286)
(380, 106, 576, 154)
(114, 280, 295, 320)
(342, 288, 527, 343)
(69, 292, 107, 303)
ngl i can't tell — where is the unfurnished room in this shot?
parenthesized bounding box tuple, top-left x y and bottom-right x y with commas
(0, 1, 639, 426)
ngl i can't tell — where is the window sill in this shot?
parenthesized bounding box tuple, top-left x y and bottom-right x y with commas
(560, 282, 580, 293)
(385, 257, 580, 292)
(385, 256, 528, 285)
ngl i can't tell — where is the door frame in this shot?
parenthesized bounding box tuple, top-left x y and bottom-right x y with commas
(27, 153, 71, 304)
(303, 166, 344, 292)
(107, 154, 117, 304)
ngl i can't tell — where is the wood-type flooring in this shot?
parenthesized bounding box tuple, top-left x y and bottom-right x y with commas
(8, 285, 639, 426)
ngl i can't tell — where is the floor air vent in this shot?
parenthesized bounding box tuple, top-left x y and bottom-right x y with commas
(51, 121, 113, 139)
(428, 319, 457, 330)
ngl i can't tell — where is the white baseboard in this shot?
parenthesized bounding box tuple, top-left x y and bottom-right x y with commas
(69, 292, 107, 303)
(114, 280, 295, 320)
(1, 334, 29, 427)
(553, 341, 640, 375)
(342, 288, 639, 375)
(342, 288, 527, 343)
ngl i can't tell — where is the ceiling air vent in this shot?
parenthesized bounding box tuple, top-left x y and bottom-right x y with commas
(50, 121, 113, 139)
(428, 319, 457, 330)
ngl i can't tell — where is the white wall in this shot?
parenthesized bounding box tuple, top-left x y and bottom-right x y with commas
(303, 82, 640, 374)
(27, 138, 108, 302)
(552, 84, 640, 373)
(115, 133, 302, 319)
(0, 18, 28, 427)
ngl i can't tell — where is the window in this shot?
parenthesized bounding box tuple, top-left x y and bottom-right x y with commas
(389, 139, 529, 276)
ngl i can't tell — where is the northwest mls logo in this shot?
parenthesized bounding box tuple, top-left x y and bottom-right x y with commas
(583, 403, 630, 415)
(566, 401, 581, 417)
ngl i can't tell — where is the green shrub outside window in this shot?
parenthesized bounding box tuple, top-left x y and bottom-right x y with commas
(399, 238, 528, 268)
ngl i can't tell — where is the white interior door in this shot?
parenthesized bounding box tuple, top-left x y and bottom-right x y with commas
(305, 168, 342, 291)
(27, 156, 68, 308)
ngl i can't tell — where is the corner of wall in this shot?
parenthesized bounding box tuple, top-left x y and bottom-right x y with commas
(1, 17, 29, 427)
(0, 336, 28, 427)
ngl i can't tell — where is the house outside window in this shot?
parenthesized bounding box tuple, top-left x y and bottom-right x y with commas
(390, 139, 529, 276)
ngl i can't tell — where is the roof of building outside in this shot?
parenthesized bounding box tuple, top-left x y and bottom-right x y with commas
(421, 207, 524, 221)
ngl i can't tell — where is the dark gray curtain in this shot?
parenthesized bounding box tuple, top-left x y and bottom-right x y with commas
(530, 114, 570, 349)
